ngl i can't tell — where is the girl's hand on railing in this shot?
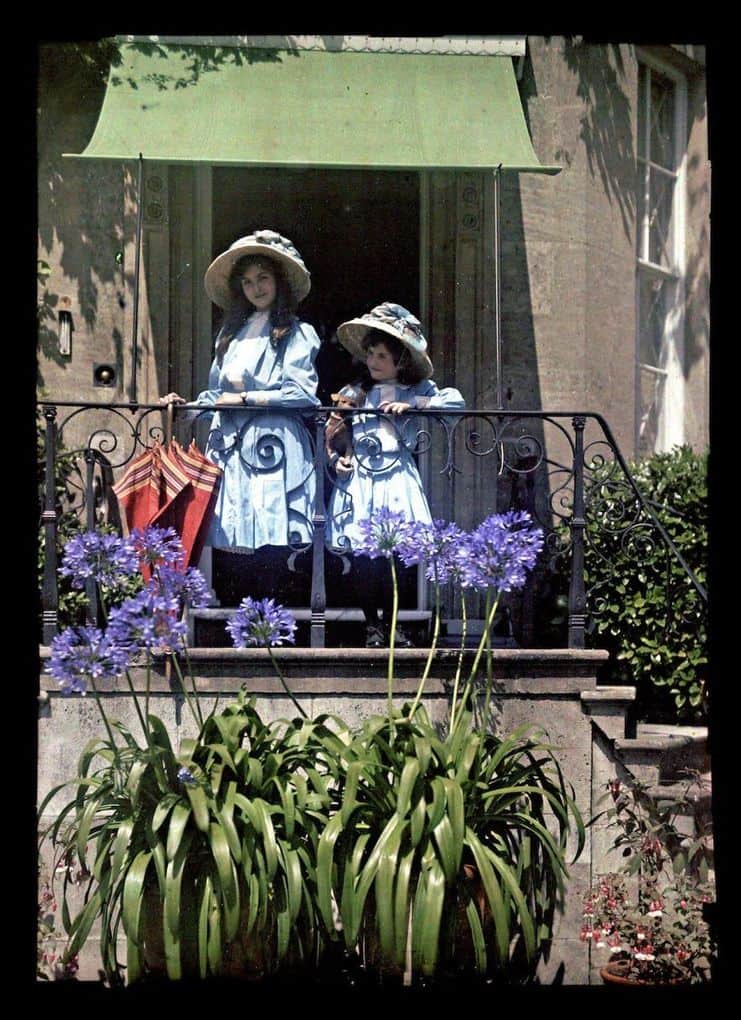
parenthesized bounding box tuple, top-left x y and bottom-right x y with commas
(159, 393, 187, 405)
(377, 401, 411, 415)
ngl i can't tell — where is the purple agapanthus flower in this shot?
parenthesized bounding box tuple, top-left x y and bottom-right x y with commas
(59, 531, 139, 590)
(456, 511, 544, 593)
(176, 766, 198, 786)
(106, 588, 187, 653)
(129, 526, 185, 573)
(47, 626, 130, 694)
(396, 518, 467, 584)
(227, 597, 297, 648)
(153, 564, 211, 608)
(353, 507, 412, 559)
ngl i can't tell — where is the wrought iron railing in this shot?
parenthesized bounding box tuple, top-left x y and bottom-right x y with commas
(38, 401, 707, 650)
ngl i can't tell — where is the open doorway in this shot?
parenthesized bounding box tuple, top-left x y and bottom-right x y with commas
(208, 167, 422, 624)
(211, 166, 420, 401)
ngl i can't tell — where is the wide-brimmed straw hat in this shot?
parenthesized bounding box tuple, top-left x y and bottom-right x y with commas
(336, 302, 433, 380)
(204, 229, 311, 308)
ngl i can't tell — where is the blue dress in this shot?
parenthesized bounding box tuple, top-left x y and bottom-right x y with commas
(326, 379, 465, 551)
(195, 311, 320, 550)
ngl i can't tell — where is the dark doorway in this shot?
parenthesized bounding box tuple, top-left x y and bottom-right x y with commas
(207, 168, 422, 623)
(212, 167, 420, 402)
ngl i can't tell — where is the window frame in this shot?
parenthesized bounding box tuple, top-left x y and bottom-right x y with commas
(634, 48, 688, 456)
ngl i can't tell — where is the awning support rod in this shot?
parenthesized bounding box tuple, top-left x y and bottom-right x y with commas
(493, 165, 503, 410)
(130, 152, 144, 405)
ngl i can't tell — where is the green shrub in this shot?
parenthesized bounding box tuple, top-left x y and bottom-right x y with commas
(37, 418, 87, 631)
(582, 445, 708, 723)
(37, 417, 141, 633)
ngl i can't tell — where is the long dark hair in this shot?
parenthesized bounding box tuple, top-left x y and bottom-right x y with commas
(215, 254, 299, 364)
(361, 329, 424, 385)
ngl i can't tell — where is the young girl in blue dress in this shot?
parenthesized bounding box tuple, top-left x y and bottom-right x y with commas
(160, 229, 320, 602)
(326, 302, 465, 646)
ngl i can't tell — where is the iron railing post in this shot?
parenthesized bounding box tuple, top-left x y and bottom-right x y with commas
(41, 405, 59, 645)
(310, 413, 328, 647)
(83, 449, 100, 626)
(568, 415, 587, 648)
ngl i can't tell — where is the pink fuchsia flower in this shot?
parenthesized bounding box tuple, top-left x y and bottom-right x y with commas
(634, 950, 656, 962)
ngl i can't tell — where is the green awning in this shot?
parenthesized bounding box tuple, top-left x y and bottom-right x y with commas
(69, 42, 559, 173)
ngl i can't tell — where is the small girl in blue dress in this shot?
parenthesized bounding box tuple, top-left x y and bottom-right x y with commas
(326, 302, 465, 646)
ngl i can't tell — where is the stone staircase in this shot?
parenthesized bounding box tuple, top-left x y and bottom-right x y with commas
(617, 723, 713, 846)
(583, 689, 712, 848)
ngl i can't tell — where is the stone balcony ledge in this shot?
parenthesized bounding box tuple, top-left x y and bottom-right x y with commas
(39, 645, 609, 695)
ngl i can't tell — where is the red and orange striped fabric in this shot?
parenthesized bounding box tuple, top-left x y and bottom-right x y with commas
(112, 441, 222, 569)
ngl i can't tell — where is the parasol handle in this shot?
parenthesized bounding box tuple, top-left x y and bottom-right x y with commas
(164, 401, 174, 446)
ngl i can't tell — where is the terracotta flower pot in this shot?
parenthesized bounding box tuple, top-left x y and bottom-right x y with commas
(600, 959, 690, 987)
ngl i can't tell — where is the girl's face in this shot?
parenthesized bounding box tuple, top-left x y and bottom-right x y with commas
(366, 341, 398, 383)
(240, 262, 277, 311)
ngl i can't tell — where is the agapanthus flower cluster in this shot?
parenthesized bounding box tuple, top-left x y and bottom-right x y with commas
(60, 531, 140, 591)
(396, 518, 466, 584)
(454, 511, 544, 593)
(353, 508, 543, 595)
(154, 563, 211, 608)
(227, 597, 297, 648)
(49, 526, 210, 694)
(47, 626, 131, 694)
(352, 507, 413, 559)
(106, 589, 188, 653)
(177, 766, 198, 786)
(129, 525, 185, 573)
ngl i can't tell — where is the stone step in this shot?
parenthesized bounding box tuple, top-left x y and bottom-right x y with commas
(614, 724, 709, 786)
(187, 607, 521, 650)
(581, 687, 636, 741)
(187, 606, 433, 648)
(642, 774, 713, 840)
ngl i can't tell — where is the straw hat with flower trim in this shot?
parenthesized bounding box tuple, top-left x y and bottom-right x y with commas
(336, 302, 434, 380)
(204, 229, 311, 308)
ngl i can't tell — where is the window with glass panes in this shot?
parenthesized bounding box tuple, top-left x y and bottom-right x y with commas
(636, 57, 686, 456)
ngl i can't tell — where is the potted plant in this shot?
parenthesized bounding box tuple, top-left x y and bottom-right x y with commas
(581, 777, 716, 986)
(38, 527, 348, 983)
(315, 510, 584, 986)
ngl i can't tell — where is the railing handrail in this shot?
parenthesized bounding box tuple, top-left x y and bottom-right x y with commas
(37, 401, 708, 649)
